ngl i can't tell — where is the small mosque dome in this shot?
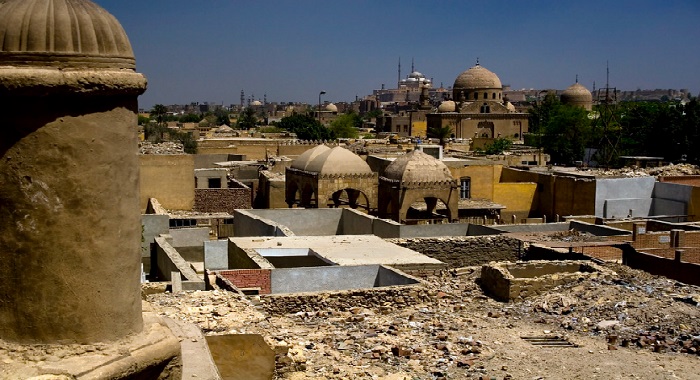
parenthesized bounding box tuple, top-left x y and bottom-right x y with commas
(305, 146, 372, 176)
(0, 0, 135, 69)
(438, 100, 457, 113)
(384, 150, 454, 184)
(251, 100, 263, 106)
(325, 103, 338, 112)
(561, 82, 593, 108)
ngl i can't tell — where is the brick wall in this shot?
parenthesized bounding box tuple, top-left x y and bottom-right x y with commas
(217, 269, 271, 294)
(659, 176, 700, 187)
(623, 249, 700, 286)
(194, 188, 251, 214)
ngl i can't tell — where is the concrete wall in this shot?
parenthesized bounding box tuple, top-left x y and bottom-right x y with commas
(239, 209, 343, 236)
(204, 240, 229, 270)
(372, 218, 402, 238)
(153, 236, 205, 290)
(340, 209, 375, 235)
(170, 227, 210, 248)
(141, 214, 170, 267)
(396, 224, 470, 238)
(139, 154, 195, 211)
(269, 265, 417, 294)
(569, 220, 631, 236)
(194, 154, 231, 169)
(596, 177, 655, 218)
(653, 182, 691, 216)
(233, 210, 294, 237)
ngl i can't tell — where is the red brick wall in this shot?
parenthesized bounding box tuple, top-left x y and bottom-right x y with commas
(659, 176, 700, 187)
(217, 269, 271, 294)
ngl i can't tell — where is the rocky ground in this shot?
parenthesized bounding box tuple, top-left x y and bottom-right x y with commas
(139, 141, 185, 155)
(146, 263, 700, 379)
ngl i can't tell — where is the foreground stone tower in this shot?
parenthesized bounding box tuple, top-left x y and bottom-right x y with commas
(0, 0, 147, 343)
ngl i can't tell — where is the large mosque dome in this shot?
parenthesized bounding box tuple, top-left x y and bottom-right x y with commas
(453, 63, 503, 102)
(293, 146, 372, 176)
(0, 0, 135, 69)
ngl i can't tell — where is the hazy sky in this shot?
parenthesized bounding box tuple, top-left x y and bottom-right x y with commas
(95, 0, 699, 109)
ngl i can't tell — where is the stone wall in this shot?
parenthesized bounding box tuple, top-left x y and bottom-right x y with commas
(194, 188, 251, 214)
(387, 236, 522, 268)
(261, 285, 432, 315)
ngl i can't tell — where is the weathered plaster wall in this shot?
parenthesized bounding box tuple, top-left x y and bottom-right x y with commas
(194, 188, 251, 214)
(139, 154, 195, 211)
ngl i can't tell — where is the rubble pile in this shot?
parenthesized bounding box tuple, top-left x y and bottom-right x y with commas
(145, 263, 700, 379)
(139, 141, 185, 155)
(579, 163, 700, 178)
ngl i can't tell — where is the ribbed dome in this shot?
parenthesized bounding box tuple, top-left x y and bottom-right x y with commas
(291, 145, 331, 171)
(437, 100, 456, 113)
(0, 0, 135, 69)
(384, 150, 454, 183)
(325, 103, 338, 112)
(454, 64, 502, 90)
(305, 146, 372, 176)
(561, 82, 592, 103)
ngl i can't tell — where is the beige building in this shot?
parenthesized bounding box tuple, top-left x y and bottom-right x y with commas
(427, 63, 529, 140)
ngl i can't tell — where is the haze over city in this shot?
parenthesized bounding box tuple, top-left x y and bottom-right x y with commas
(96, 0, 700, 109)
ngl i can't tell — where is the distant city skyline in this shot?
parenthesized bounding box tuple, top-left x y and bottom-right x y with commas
(96, 0, 700, 109)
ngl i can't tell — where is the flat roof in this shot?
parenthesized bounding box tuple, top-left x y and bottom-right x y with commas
(229, 235, 443, 266)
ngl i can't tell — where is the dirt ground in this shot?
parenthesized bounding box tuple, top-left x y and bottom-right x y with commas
(147, 263, 700, 379)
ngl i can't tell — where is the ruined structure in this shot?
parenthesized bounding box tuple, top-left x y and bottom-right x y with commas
(378, 149, 459, 223)
(0, 0, 180, 377)
(286, 145, 378, 211)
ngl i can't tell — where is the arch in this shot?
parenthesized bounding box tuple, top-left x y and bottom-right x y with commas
(326, 188, 371, 211)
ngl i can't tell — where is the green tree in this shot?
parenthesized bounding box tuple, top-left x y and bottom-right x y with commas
(483, 137, 512, 154)
(237, 107, 258, 130)
(543, 104, 592, 165)
(278, 113, 335, 141)
(179, 113, 202, 123)
(150, 104, 168, 125)
(138, 114, 150, 126)
(362, 109, 383, 120)
(427, 125, 452, 147)
(330, 112, 361, 138)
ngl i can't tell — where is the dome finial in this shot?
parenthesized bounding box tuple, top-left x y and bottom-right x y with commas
(575, 74, 579, 83)
(476, 57, 480, 66)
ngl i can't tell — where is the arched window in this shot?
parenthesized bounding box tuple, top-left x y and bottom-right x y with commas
(492, 93, 496, 99)
(484, 92, 488, 99)
(474, 92, 479, 100)
(480, 103, 491, 114)
(460, 177, 471, 199)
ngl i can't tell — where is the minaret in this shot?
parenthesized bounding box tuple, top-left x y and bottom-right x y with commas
(240, 89, 245, 108)
(398, 57, 402, 87)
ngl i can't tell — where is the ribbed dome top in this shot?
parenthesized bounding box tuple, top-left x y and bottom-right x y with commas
(437, 100, 456, 113)
(325, 103, 338, 112)
(384, 150, 454, 183)
(305, 146, 372, 176)
(291, 145, 331, 171)
(454, 64, 502, 90)
(0, 0, 135, 68)
(561, 82, 592, 102)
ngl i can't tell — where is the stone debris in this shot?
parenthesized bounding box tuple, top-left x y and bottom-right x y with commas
(139, 141, 186, 155)
(143, 263, 700, 379)
(579, 163, 700, 178)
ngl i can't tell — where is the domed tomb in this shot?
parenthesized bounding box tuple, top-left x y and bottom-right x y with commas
(291, 144, 331, 171)
(384, 149, 455, 185)
(306, 146, 372, 176)
(438, 100, 457, 113)
(325, 103, 338, 113)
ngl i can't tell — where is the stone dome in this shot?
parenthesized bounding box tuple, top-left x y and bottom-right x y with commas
(437, 100, 456, 113)
(0, 0, 135, 69)
(251, 100, 263, 106)
(305, 146, 372, 176)
(561, 82, 593, 109)
(505, 101, 516, 112)
(383, 150, 454, 184)
(454, 64, 502, 90)
(291, 145, 331, 171)
(325, 103, 338, 112)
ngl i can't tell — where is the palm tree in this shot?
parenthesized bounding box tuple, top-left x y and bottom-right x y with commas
(428, 125, 453, 147)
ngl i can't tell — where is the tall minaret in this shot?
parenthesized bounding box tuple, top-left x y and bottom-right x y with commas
(398, 57, 401, 87)
(240, 90, 244, 108)
(411, 57, 415, 72)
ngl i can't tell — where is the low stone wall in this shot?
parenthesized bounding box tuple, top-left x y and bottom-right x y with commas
(387, 236, 522, 268)
(261, 285, 432, 315)
(481, 261, 603, 302)
(194, 188, 251, 214)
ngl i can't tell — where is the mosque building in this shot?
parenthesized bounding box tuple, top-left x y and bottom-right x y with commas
(560, 78, 593, 111)
(427, 61, 530, 141)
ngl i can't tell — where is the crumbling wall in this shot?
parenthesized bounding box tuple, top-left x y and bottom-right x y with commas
(387, 236, 522, 267)
(623, 250, 700, 286)
(218, 269, 271, 294)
